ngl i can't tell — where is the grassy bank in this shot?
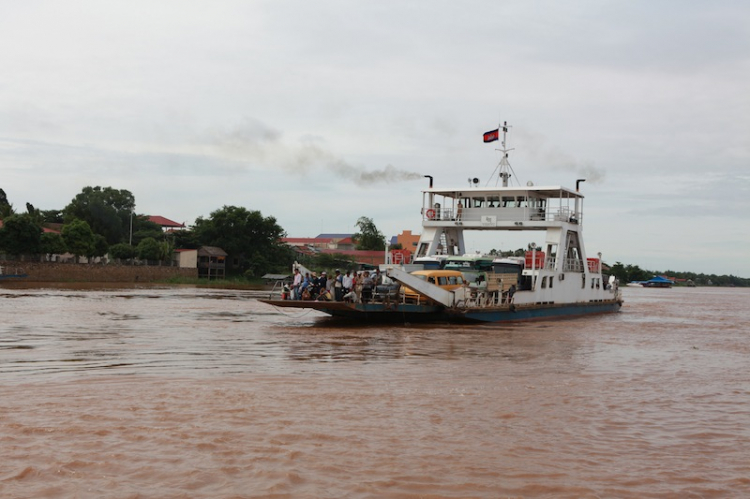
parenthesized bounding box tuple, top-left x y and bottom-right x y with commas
(160, 275, 269, 289)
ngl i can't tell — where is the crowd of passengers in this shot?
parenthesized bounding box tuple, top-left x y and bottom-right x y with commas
(286, 268, 394, 303)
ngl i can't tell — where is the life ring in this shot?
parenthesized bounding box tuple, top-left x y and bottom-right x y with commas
(426, 209, 436, 219)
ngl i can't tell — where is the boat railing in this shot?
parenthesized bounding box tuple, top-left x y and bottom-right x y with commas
(423, 206, 582, 224)
(267, 280, 288, 300)
(563, 258, 585, 273)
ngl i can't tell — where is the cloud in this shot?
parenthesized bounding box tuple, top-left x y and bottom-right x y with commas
(202, 118, 423, 185)
(514, 129, 606, 184)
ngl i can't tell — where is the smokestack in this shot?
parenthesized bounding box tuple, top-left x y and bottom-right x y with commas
(575, 179, 585, 221)
(424, 175, 433, 188)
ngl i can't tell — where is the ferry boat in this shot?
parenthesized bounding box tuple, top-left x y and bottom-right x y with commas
(260, 123, 623, 322)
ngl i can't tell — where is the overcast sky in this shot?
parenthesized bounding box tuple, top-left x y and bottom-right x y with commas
(1, 1, 748, 277)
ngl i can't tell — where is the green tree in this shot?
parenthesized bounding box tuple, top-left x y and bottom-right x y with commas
(109, 243, 136, 260)
(131, 217, 164, 246)
(0, 188, 14, 219)
(352, 216, 385, 251)
(170, 228, 201, 250)
(0, 214, 42, 256)
(158, 239, 174, 262)
(609, 262, 650, 283)
(62, 219, 96, 262)
(40, 209, 65, 224)
(312, 252, 359, 271)
(40, 232, 67, 258)
(193, 205, 289, 275)
(91, 234, 109, 259)
(63, 186, 136, 245)
(137, 237, 162, 261)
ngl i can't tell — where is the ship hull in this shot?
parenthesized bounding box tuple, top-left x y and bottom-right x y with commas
(260, 299, 622, 324)
(452, 300, 622, 322)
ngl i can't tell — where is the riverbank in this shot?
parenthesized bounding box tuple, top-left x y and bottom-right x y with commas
(0, 260, 197, 283)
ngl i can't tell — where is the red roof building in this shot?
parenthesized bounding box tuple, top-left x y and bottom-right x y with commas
(148, 216, 185, 230)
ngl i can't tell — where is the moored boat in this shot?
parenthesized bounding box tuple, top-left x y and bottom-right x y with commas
(639, 276, 674, 288)
(261, 122, 623, 322)
(0, 266, 28, 280)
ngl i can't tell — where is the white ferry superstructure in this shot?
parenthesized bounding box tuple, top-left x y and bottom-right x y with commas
(261, 122, 623, 322)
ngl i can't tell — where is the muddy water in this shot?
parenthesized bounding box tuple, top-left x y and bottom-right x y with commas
(1, 284, 749, 498)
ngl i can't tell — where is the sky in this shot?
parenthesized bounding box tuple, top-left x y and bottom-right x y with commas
(1, 1, 748, 277)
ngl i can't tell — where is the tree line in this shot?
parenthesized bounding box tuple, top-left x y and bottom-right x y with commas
(0, 186, 388, 278)
(607, 262, 749, 287)
(9, 185, 740, 285)
(487, 244, 750, 286)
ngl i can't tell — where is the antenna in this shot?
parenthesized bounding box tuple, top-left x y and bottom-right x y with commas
(486, 121, 519, 187)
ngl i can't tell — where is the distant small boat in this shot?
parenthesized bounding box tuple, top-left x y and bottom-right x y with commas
(0, 266, 28, 279)
(640, 276, 674, 288)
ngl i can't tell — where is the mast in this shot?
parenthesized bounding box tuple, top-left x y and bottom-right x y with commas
(486, 121, 518, 187)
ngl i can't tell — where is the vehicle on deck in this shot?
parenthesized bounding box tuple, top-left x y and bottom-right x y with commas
(402, 270, 466, 304)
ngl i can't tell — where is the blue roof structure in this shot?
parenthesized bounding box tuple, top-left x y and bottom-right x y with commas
(640, 275, 675, 287)
(646, 276, 674, 284)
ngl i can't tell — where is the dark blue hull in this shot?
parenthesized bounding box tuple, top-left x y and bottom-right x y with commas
(260, 299, 622, 323)
(451, 301, 623, 322)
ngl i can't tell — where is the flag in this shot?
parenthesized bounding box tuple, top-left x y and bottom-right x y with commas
(483, 129, 499, 143)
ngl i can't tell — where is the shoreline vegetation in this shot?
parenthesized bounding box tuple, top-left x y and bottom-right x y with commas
(0, 262, 750, 290)
(161, 275, 268, 289)
(607, 262, 749, 287)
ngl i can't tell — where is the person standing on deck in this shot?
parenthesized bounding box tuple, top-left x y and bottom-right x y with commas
(333, 269, 343, 301)
(292, 268, 302, 300)
(342, 270, 353, 296)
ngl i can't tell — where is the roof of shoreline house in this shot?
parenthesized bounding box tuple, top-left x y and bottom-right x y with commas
(198, 246, 227, 257)
(147, 216, 185, 228)
(282, 237, 334, 245)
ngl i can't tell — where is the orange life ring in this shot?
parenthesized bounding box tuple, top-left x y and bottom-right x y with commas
(426, 209, 436, 219)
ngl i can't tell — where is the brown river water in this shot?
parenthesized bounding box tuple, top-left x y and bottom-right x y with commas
(0, 283, 748, 498)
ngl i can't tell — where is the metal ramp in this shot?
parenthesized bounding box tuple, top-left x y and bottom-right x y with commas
(384, 267, 456, 308)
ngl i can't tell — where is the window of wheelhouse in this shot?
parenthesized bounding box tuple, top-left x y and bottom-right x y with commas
(487, 195, 500, 207)
(416, 242, 429, 257)
(529, 197, 547, 219)
(471, 196, 485, 208)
